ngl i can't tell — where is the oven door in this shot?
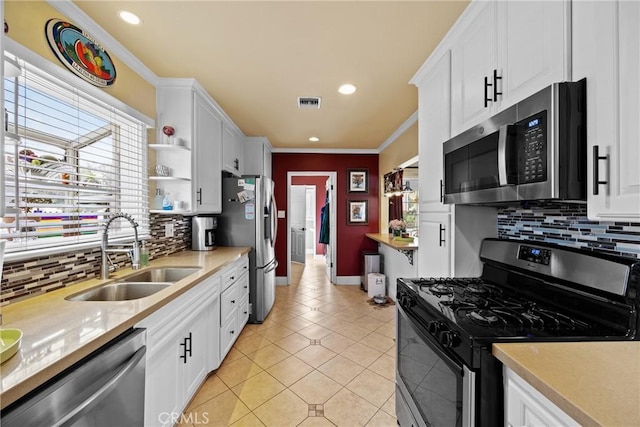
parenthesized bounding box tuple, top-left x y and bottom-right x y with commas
(396, 305, 476, 427)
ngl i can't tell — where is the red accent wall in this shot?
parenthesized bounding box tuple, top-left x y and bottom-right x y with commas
(291, 175, 328, 255)
(273, 153, 379, 277)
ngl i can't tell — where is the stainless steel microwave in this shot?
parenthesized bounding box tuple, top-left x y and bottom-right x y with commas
(443, 79, 586, 205)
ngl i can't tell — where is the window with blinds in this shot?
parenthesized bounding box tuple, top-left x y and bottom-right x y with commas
(2, 53, 149, 256)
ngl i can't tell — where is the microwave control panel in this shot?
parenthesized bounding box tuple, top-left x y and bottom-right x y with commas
(520, 113, 547, 184)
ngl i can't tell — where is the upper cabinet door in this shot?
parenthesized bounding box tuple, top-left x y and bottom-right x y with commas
(496, 0, 570, 110)
(193, 92, 222, 213)
(417, 50, 451, 212)
(222, 125, 243, 177)
(574, 0, 640, 221)
(451, 0, 497, 136)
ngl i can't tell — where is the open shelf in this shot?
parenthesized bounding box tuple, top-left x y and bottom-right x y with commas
(148, 144, 190, 152)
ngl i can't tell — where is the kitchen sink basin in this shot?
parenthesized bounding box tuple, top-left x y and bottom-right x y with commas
(66, 282, 172, 302)
(120, 267, 201, 283)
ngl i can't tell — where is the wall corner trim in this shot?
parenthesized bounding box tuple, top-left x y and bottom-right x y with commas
(46, 0, 160, 87)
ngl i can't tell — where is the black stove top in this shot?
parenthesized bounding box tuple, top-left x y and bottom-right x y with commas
(399, 276, 622, 340)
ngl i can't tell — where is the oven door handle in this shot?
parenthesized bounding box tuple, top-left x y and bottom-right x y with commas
(398, 305, 464, 375)
(498, 124, 518, 186)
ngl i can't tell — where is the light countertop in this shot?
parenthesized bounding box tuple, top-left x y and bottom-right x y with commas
(493, 341, 640, 427)
(0, 247, 250, 409)
(365, 233, 418, 251)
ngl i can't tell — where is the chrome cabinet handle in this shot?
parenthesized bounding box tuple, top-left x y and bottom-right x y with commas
(592, 145, 608, 195)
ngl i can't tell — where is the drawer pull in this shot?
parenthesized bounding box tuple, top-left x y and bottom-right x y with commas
(231, 300, 236, 304)
(230, 330, 235, 335)
(230, 276, 235, 280)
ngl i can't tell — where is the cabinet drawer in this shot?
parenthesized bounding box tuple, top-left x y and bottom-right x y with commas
(237, 256, 249, 275)
(220, 283, 238, 321)
(220, 314, 238, 360)
(238, 295, 249, 330)
(221, 265, 238, 290)
(238, 272, 249, 298)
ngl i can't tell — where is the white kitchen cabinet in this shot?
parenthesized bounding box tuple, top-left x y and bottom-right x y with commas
(417, 213, 452, 277)
(222, 124, 244, 177)
(137, 273, 220, 426)
(219, 255, 249, 361)
(504, 367, 579, 427)
(574, 0, 640, 222)
(450, 0, 570, 136)
(415, 50, 451, 213)
(237, 270, 250, 330)
(155, 79, 225, 214)
(243, 136, 272, 178)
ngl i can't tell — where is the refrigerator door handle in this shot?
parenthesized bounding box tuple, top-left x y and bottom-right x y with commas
(264, 260, 278, 274)
(270, 189, 278, 247)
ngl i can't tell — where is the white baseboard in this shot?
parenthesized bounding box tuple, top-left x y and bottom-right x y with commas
(335, 276, 361, 285)
(276, 276, 289, 286)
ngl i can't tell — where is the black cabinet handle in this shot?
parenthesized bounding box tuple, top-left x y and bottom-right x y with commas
(179, 332, 192, 364)
(230, 330, 235, 335)
(492, 69, 502, 101)
(592, 145, 608, 195)
(231, 300, 235, 304)
(439, 224, 446, 247)
(484, 76, 491, 108)
(230, 276, 235, 280)
(440, 179, 444, 203)
(197, 188, 202, 205)
(234, 158, 239, 170)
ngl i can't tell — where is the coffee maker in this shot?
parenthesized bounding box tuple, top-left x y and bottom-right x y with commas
(191, 216, 217, 251)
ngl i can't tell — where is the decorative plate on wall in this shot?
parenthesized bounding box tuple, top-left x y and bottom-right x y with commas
(45, 19, 116, 87)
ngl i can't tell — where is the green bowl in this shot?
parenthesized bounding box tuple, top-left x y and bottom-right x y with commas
(0, 328, 23, 364)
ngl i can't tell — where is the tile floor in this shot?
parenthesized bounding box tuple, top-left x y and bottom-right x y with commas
(180, 257, 398, 427)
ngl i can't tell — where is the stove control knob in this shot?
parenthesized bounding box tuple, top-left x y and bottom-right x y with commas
(428, 321, 440, 335)
(440, 331, 460, 348)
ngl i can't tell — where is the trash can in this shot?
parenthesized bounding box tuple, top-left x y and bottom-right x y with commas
(367, 273, 386, 298)
(361, 251, 380, 291)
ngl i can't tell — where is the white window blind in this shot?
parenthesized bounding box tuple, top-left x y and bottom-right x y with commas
(2, 53, 149, 256)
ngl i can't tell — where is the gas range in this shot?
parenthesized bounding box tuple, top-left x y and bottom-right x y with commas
(395, 239, 640, 427)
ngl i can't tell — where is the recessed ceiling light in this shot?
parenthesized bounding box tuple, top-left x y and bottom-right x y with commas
(338, 84, 357, 95)
(309, 136, 320, 142)
(118, 10, 142, 25)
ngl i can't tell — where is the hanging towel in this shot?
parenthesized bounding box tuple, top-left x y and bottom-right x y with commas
(319, 190, 330, 244)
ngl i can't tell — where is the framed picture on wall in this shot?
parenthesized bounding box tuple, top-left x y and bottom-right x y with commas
(347, 200, 368, 225)
(348, 169, 368, 193)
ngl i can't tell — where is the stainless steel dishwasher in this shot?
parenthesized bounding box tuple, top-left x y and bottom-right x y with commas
(2, 328, 146, 427)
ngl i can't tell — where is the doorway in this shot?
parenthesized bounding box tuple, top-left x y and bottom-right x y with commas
(286, 172, 337, 285)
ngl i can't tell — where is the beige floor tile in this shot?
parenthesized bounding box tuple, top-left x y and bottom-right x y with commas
(357, 315, 388, 332)
(290, 370, 342, 404)
(317, 354, 365, 386)
(320, 317, 352, 333)
(224, 347, 246, 362)
(246, 344, 291, 369)
(187, 374, 229, 409)
(230, 371, 286, 410)
(253, 389, 308, 427)
(230, 412, 266, 427)
(367, 307, 396, 321)
(276, 316, 315, 332)
(298, 324, 333, 340)
(368, 354, 395, 381)
(375, 322, 396, 339)
(256, 324, 295, 342)
(324, 388, 378, 427)
(273, 332, 311, 354)
(233, 332, 273, 355)
(386, 346, 395, 357)
(365, 409, 397, 427)
(381, 393, 396, 418)
(216, 356, 264, 388)
(320, 333, 356, 354)
(191, 390, 251, 427)
(265, 310, 298, 324)
(358, 332, 396, 353)
(295, 345, 337, 368)
(334, 310, 365, 322)
(336, 324, 371, 341)
(266, 355, 314, 387)
(299, 310, 332, 323)
(240, 323, 262, 336)
(346, 370, 395, 407)
(298, 416, 337, 426)
(341, 342, 383, 368)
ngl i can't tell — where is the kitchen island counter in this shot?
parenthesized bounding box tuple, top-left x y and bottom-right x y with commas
(493, 341, 640, 427)
(0, 247, 250, 410)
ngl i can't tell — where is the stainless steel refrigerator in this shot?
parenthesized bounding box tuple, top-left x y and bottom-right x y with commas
(217, 175, 278, 323)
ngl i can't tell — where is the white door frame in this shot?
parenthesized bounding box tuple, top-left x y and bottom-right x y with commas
(286, 171, 337, 285)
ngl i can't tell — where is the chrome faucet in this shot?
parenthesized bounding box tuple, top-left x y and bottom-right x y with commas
(101, 212, 141, 280)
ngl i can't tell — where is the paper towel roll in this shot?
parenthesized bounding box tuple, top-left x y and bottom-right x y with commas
(367, 273, 386, 298)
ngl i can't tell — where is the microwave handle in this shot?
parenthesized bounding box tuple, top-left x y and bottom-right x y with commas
(498, 124, 518, 186)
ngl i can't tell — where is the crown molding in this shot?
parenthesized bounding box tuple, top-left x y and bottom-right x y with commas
(376, 111, 418, 153)
(46, 0, 159, 87)
(272, 148, 379, 154)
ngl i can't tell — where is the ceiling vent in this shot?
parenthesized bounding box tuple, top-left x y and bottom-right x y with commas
(297, 97, 322, 109)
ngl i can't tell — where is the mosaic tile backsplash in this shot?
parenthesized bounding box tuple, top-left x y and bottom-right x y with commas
(498, 204, 640, 259)
(0, 214, 192, 305)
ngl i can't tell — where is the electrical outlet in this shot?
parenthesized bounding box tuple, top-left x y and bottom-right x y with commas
(165, 223, 174, 237)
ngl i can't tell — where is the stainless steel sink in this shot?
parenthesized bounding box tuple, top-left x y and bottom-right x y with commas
(120, 267, 201, 283)
(66, 282, 172, 301)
